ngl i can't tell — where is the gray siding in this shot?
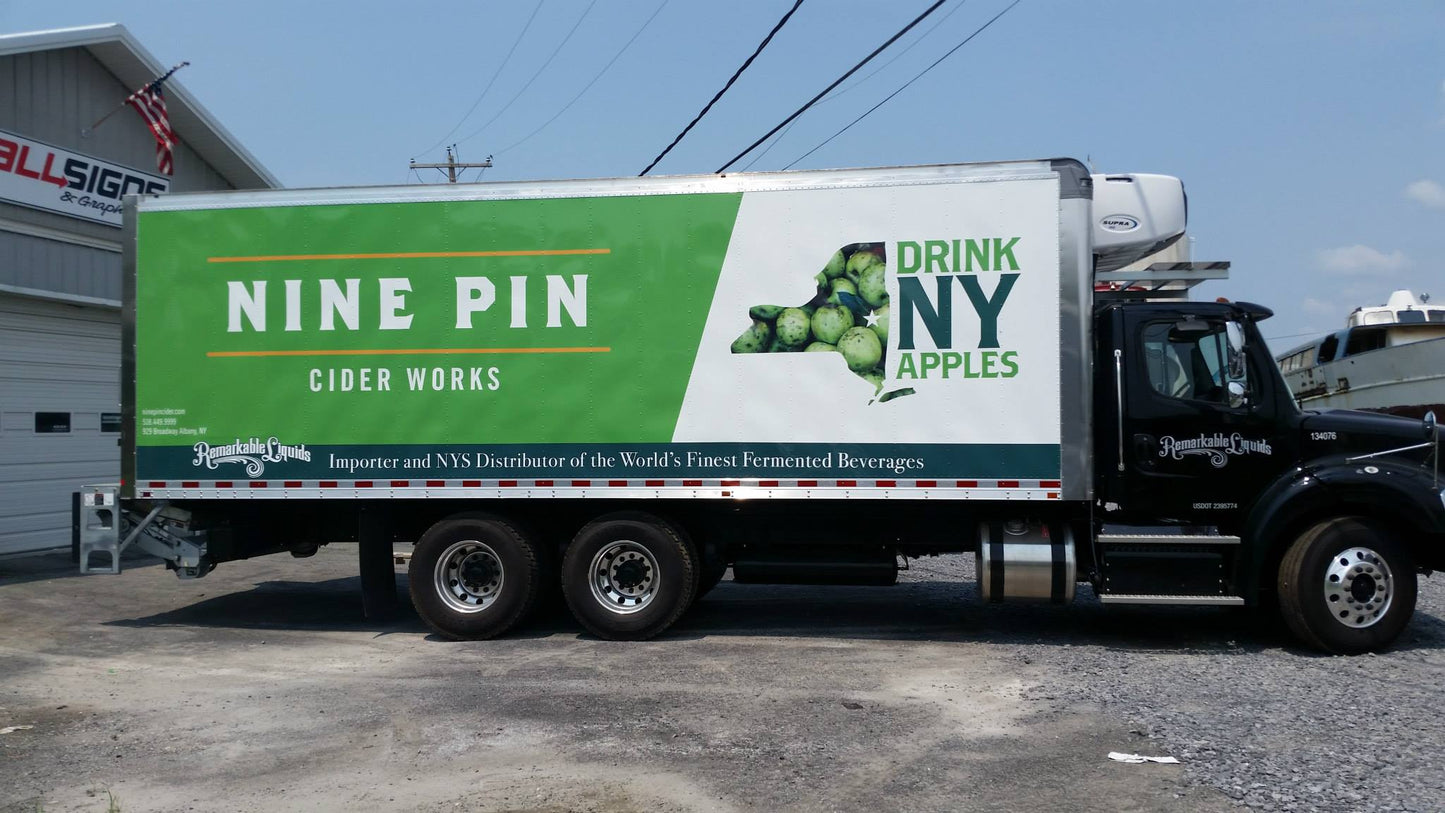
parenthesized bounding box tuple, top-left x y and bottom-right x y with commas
(0, 37, 264, 555)
(0, 231, 119, 301)
(0, 45, 234, 300)
(0, 295, 121, 554)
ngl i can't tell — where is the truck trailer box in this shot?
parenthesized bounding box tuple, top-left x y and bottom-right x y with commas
(123, 160, 1090, 503)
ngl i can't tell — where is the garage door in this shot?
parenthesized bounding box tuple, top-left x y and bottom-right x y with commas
(0, 294, 121, 555)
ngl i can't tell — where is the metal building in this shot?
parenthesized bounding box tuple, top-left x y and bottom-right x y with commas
(0, 24, 277, 555)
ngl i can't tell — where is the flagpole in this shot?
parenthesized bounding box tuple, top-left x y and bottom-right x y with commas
(81, 61, 190, 138)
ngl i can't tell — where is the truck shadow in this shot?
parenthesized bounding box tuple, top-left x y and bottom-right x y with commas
(676, 580, 1445, 655)
(0, 549, 164, 587)
(104, 574, 1445, 655)
(106, 574, 431, 635)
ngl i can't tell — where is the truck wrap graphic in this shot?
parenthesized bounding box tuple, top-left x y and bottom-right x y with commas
(731, 242, 911, 403)
(132, 177, 1063, 486)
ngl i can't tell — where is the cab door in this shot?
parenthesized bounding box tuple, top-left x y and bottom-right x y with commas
(1107, 309, 1288, 523)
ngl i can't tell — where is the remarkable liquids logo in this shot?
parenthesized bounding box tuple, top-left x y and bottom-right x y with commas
(193, 437, 313, 477)
(1158, 433, 1273, 468)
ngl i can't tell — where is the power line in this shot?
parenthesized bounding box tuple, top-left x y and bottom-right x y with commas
(715, 0, 949, 174)
(497, 0, 671, 157)
(783, 0, 1022, 170)
(455, 0, 599, 149)
(739, 118, 802, 171)
(639, 0, 806, 176)
(740, 0, 970, 171)
(416, 0, 545, 159)
(819, 0, 970, 105)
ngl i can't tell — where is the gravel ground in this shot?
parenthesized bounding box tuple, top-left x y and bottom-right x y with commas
(0, 546, 1441, 812)
(900, 556, 1445, 812)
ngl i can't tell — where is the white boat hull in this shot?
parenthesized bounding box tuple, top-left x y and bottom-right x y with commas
(1284, 335, 1445, 417)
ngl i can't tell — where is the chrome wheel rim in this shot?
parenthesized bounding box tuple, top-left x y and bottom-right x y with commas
(1324, 546, 1393, 629)
(588, 540, 659, 615)
(435, 540, 504, 614)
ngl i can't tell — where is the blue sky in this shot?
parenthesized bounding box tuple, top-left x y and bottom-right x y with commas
(2, 0, 1441, 347)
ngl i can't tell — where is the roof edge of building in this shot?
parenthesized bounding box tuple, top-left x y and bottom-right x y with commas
(0, 22, 281, 190)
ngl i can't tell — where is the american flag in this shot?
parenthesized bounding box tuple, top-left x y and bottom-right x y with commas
(126, 77, 176, 175)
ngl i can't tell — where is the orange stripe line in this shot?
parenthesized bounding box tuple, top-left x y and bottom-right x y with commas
(206, 347, 611, 358)
(206, 249, 609, 263)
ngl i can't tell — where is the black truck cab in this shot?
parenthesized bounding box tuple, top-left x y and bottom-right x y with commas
(1093, 298, 1445, 652)
(1098, 300, 1293, 526)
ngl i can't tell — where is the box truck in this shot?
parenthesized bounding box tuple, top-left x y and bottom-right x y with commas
(77, 158, 1444, 653)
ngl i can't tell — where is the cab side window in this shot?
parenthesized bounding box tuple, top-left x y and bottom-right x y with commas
(1141, 321, 1249, 406)
(1143, 323, 1191, 398)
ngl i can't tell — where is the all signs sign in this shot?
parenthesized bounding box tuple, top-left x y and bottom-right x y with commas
(0, 128, 169, 228)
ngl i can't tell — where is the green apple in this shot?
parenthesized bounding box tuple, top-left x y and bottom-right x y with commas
(775, 307, 812, 348)
(811, 305, 852, 345)
(838, 327, 882, 372)
(730, 320, 772, 354)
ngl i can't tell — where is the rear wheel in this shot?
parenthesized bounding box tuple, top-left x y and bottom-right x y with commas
(562, 512, 696, 640)
(408, 513, 541, 640)
(1277, 518, 1417, 654)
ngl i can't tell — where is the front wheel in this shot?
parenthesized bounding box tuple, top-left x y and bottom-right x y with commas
(562, 512, 696, 640)
(408, 513, 541, 640)
(1277, 518, 1417, 654)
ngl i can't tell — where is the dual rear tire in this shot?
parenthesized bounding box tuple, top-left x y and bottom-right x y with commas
(408, 513, 541, 641)
(561, 512, 698, 640)
(409, 511, 697, 641)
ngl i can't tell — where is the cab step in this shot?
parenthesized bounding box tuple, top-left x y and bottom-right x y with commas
(1097, 593, 1244, 606)
(1097, 533, 1240, 546)
(1096, 525, 1241, 602)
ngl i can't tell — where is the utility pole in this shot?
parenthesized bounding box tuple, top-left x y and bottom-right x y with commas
(410, 145, 492, 183)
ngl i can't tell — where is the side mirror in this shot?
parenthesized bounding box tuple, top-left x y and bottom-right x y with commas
(1226, 321, 1245, 353)
(1227, 381, 1248, 409)
(1225, 321, 1247, 379)
(1426, 410, 1437, 440)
